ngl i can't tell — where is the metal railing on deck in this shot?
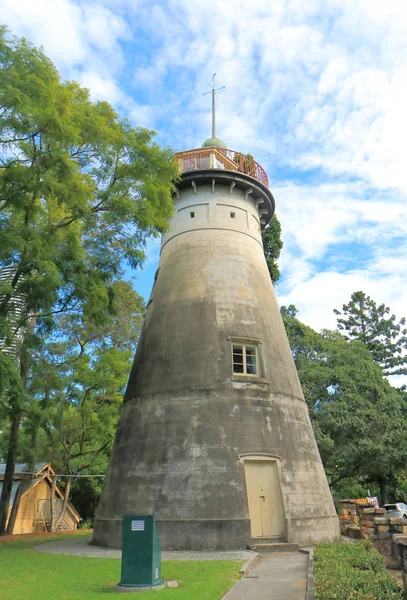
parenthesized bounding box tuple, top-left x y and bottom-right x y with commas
(175, 147, 268, 188)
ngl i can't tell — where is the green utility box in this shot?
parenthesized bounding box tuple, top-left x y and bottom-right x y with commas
(118, 515, 163, 590)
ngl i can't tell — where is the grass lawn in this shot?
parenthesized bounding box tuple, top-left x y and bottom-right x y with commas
(0, 532, 243, 600)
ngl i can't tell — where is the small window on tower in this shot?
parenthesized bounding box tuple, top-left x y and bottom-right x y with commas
(230, 212, 236, 219)
(190, 211, 195, 218)
(232, 343, 258, 376)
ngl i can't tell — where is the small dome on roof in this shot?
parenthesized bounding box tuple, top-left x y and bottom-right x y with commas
(202, 137, 227, 149)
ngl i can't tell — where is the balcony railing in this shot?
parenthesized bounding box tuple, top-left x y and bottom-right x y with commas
(175, 147, 269, 188)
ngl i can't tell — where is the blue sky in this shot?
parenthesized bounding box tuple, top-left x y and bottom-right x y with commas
(2, 0, 406, 382)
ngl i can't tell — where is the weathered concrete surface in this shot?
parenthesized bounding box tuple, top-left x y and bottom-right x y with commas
(222, 552, 308, 600)
(34, 535, 255, 562)
(93, 171, 340, 550)
(249, 542, 299, 553)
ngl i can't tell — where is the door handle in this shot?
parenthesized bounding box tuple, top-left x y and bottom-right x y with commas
(259, 495, 265, 499)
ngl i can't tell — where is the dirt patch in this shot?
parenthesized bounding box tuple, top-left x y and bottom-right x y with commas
(0, 529, 91, 544)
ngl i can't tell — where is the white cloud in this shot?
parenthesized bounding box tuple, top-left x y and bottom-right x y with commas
(78, 71, 124, 104)
(275, 179, 407, 364)
(2, 0, 407, 387)
(0, 0, 131, 108)
(278, 269, 407, 332)
(81, 4, 130, 51)
(1, 0, 86, 65)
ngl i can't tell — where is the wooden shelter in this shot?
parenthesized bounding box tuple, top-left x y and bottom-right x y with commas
(0, 462, 81, 534)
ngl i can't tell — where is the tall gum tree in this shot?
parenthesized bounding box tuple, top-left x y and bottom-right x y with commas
(0, 27, 178, 534)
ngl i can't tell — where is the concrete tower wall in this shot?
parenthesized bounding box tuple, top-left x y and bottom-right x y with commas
(161, 184, 263, 247)
(93, 176, 340, 549)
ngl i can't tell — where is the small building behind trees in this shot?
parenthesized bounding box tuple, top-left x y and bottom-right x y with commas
(0, 463, 80, 534)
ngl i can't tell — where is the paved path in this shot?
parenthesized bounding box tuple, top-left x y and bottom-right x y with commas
(34, 536, 254, 562)
(222, 552, 309, 600)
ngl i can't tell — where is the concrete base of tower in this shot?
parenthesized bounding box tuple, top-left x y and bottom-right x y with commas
(92, 515, 339, 550)
(286, 515, 341, 547)
(93, 518, 251, 550)
(156, 519, 252, 550)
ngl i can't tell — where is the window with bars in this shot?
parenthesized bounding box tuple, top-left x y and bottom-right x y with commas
(232, 343, 258, 376)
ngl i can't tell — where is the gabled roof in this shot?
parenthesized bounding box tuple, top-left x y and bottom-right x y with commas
(0, 480, 25, 505)
(0, 462, 80, 521)
(0, 463, 51, 505)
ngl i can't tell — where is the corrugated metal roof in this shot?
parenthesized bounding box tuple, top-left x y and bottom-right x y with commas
(0, 462, 48, 479)
(0, 462, 48, 476)
(0, 480, 37, 506)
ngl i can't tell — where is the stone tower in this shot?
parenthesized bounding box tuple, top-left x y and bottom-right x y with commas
(93, 137, 340, 550)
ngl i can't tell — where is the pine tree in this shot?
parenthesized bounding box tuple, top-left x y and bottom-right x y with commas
(334, 291, 407, 376)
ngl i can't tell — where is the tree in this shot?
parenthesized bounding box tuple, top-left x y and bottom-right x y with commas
(280, 304, 298, 320)
(232, 152, 256, 177)
(281, 306, 407, 505)
(6, 279, 144, 533)
(262, 215, 283, 284)
(231, 150, 283, 284)
(334, 291, 407, 376)
(0, 27, 178, 534)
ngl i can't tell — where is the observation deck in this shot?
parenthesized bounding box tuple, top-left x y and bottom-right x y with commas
(175, 146, 269, 187)
(174, 146, 274, 226)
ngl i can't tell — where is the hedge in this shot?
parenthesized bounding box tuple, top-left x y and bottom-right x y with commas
(314, 539, 402, 599)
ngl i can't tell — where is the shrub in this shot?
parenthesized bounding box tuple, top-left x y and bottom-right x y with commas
(314, 539, 402, 599)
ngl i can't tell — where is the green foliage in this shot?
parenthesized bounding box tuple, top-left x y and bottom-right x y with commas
(314, 540, 402, 599)
(333, 479, 379, 505)
(0, 25, 177, 350)
(6, 279, 144, 524)
(0, 26, 177, 530)
(0, 533, 243, 599)
(232, 151, 257, 176)
(281, 306, 407, 499)
(25, 280, 144, 475)
(334, 291, 407, 376)
(280, 304, 298, 319)
(234, 149, 284, 283)
(78, 518, 93, 530)
(395, 474, 407, 504)
(261, 214, 283, 283)
(69, 476, 103, 525)
(0, 352, 23, 405)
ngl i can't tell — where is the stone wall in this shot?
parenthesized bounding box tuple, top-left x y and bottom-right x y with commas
(395, 537, 407, 598)
(338, 499, 407, 568)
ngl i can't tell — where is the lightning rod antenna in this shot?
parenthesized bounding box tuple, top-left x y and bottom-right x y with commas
(203, 73, 225, 139)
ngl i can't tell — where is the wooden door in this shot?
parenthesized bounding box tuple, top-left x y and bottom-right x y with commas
(244, 461, 284, 538)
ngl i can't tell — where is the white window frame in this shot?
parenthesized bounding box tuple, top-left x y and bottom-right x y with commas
(231, 342, 259, 376)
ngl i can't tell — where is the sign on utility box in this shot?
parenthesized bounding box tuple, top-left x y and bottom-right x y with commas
(118, 515, 164, 591)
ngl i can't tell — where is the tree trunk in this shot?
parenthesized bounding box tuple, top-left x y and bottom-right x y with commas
(378, 476, 388, 506)
(49, 475, 57, 532)
(0, 411, 21, 535)
(54, 478, 71, 531)
(6, 459, 36, 535)
(0, 305, 34, 535)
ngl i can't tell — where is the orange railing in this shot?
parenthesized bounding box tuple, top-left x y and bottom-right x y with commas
(175, 147, 269, 188)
